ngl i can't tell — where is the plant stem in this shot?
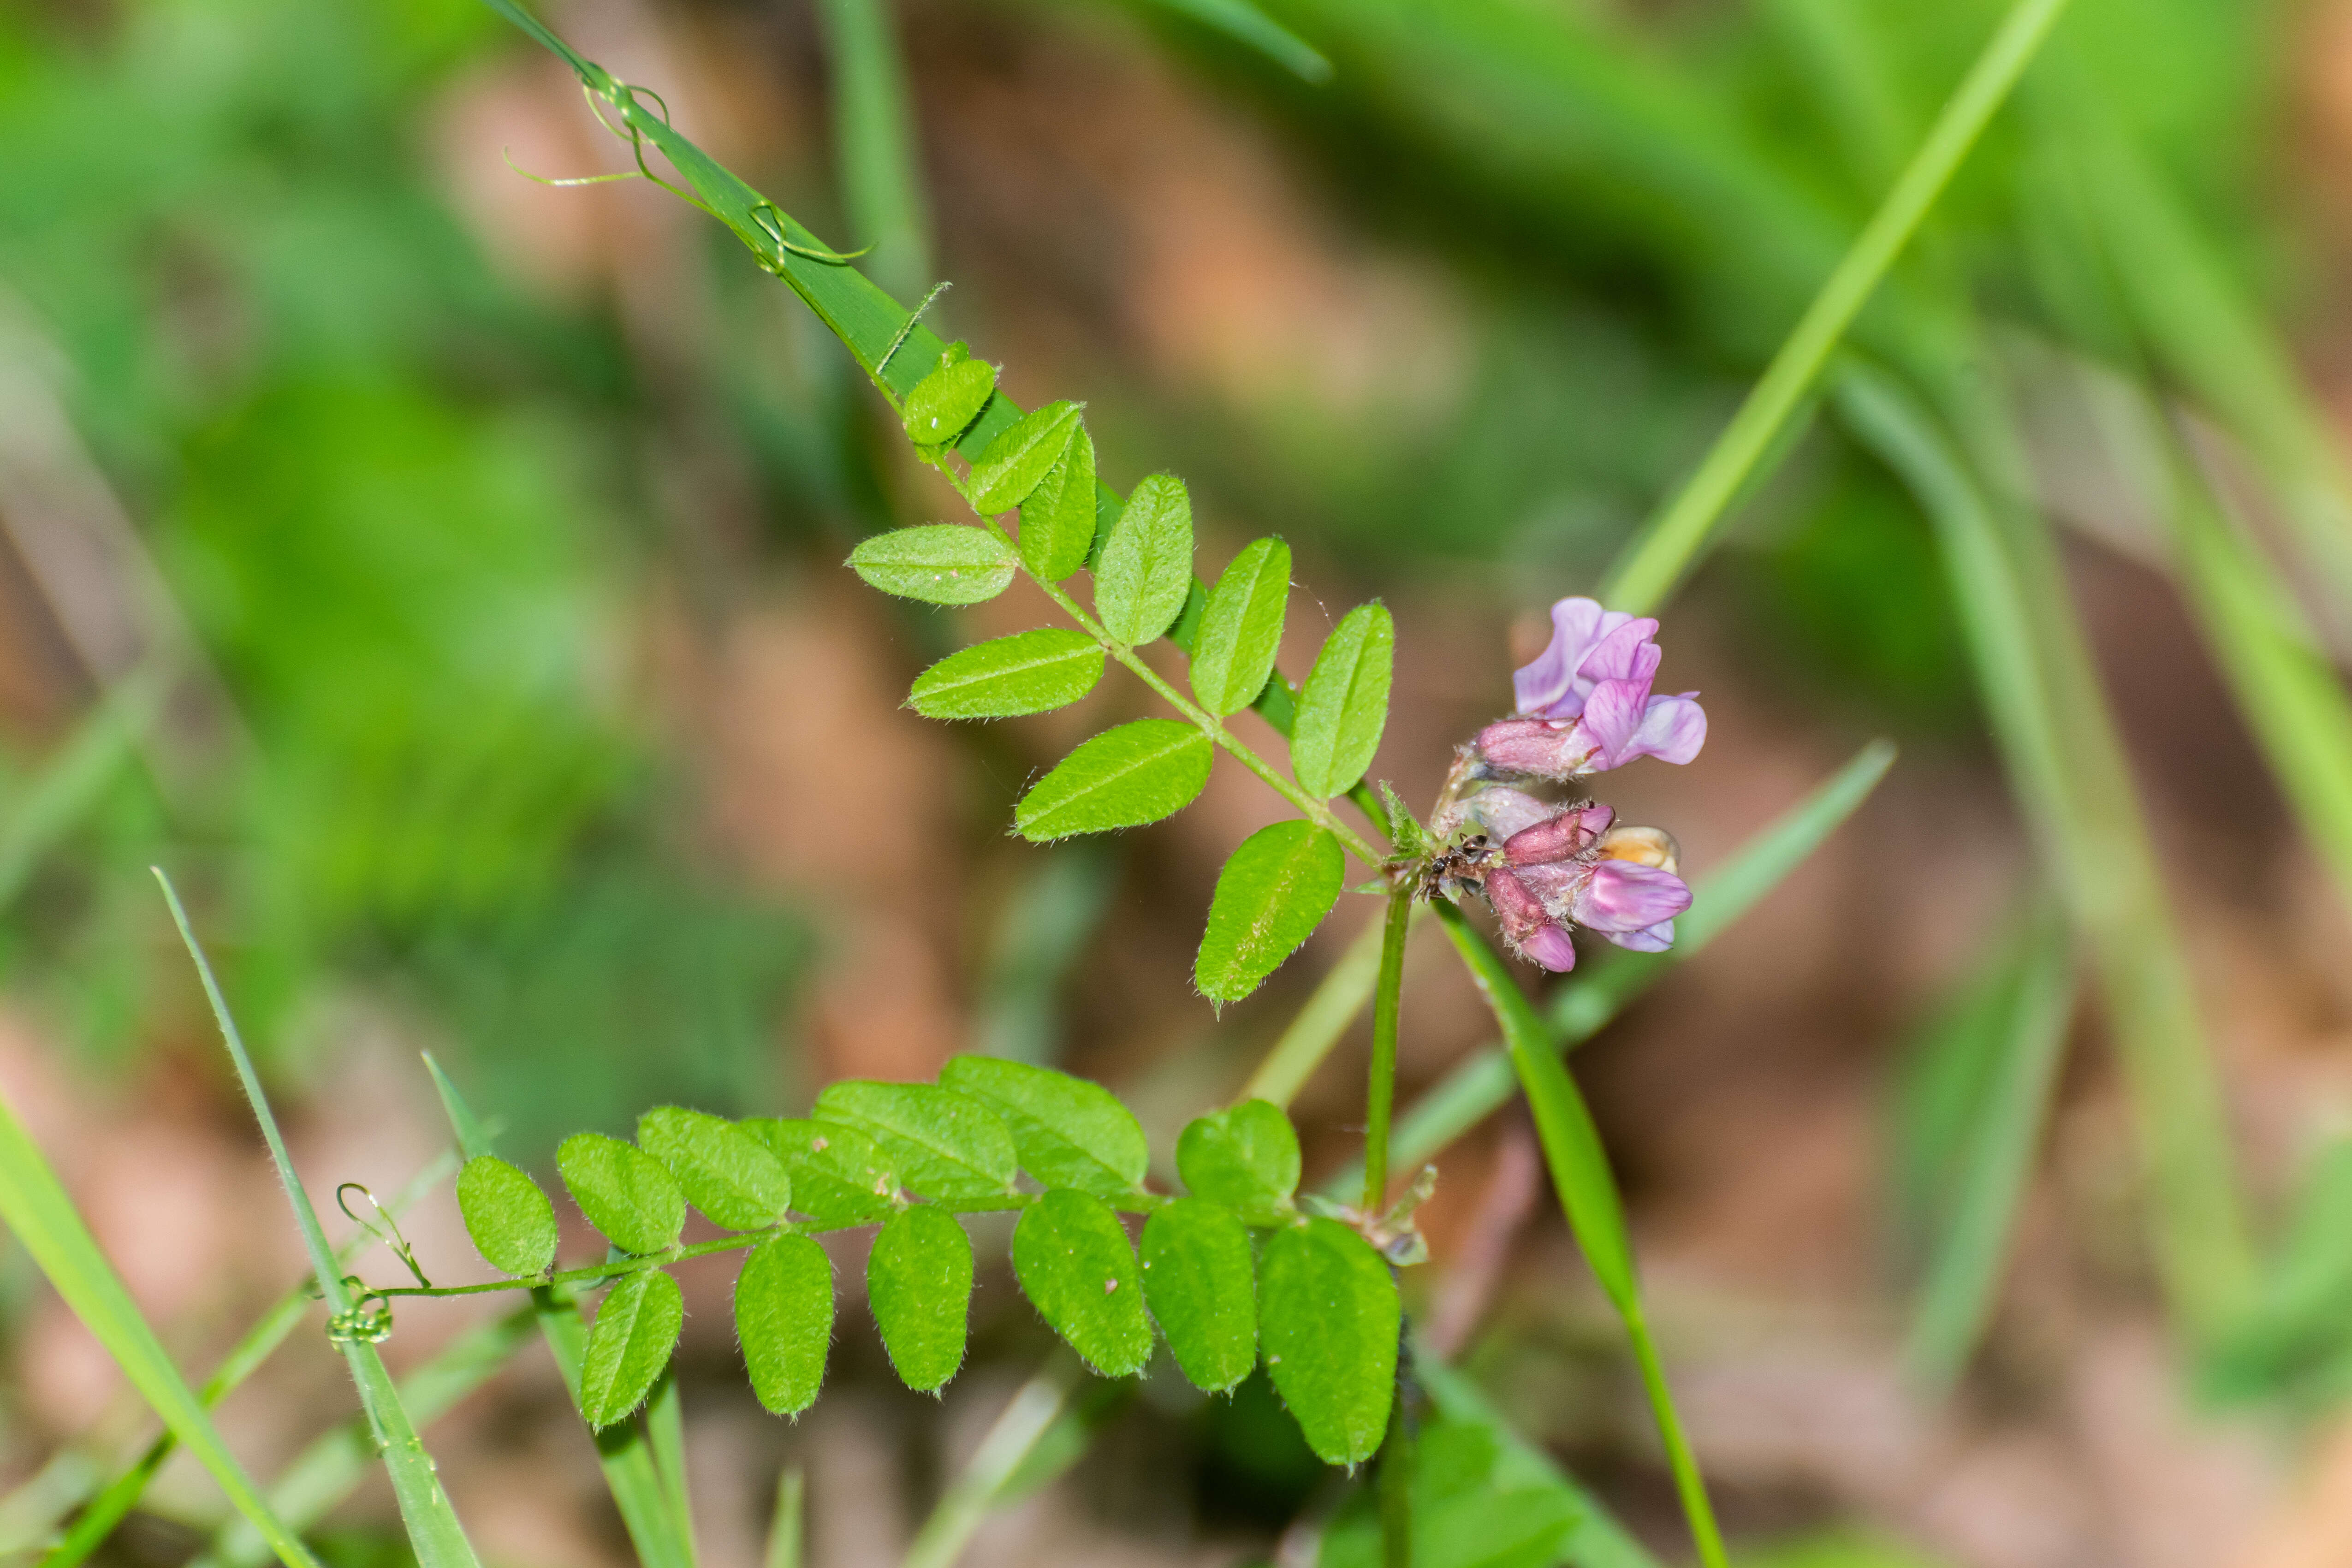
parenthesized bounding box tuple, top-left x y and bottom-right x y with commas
(1624, 1308, 1727, 1568)
(1600, 0, 2073, 614)
(1360, 885, 1414, 1213)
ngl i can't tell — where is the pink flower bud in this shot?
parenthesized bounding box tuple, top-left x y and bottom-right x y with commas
(1502, 802, 1613, 866)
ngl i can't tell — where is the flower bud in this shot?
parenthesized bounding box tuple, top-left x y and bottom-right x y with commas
(1502, 802, 1613, 867)
(1485, 868, 1578, 972)
(1469, 718, 1597, 780)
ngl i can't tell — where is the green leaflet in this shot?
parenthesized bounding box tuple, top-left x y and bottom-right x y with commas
(1014, 720, 1213, 841)
(1435, 906, 1636, 1313)
(938, 1056, 1147, 1198)
(578, 1271, 686, 1430)
(902, 356, 996, 447)
(1012, 1189, 1153, 1378)
(847, 525, 1017, 606)
(1194, 821, 1343, 1003)
(814, 1081, 1019, 1206)
(736, 1235, 835, 1418)
(868, 1206, 974, 1392)
(1140, 1198, 1256, 1393)
(1189, 538, 1292, 717)
(1259, 1218, 1399, 1467)
(1093, 474, 1195, 647)
(456, 1156, 558, 1277)
(909, 629, 1105, 720)
(1176, 1099, 1300, 1216)
(557, 1133, 687, 1257)
(637, 1107, 792, 1231)
(744, 1117, 899, 1225)
(1289, 604, 1393, 799)
(968, 401, 1082, 515)
(1019, 427, 1098, 582)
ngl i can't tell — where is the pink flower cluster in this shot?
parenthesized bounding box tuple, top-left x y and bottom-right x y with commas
(1455, 598, 1706, 973)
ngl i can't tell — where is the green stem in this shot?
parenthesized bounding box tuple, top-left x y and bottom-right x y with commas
(1376, 1378, 1414, 1568)
(1360, 886, 1414, 1212)
(1599, 0, 2073, 614)
(1625, 1309, 1728, 1568)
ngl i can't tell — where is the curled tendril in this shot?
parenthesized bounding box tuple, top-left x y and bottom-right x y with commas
(325, 1276, 395, 1344)
(337, 1182, 431, 1290)
(879, 280, 954, 377)
(500, 147, 647, 190)
(747, 203, 874, 270)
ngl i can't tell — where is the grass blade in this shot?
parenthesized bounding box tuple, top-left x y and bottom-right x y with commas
(1138, 0, 1331, 82)
(1240, 902, 1424, 1110)
(816, 0, 932, 301)
(43, 1151, 458, 1568)
(422, 1054, 695, 1568)
(199, 1309, 537, 1568)
(763, 1467, 805, 1568)
(156, 872, 481, 1568)
(1836, 365, 2255, 1341)
(0, 1088, 316, 1568)
(0, 670, 159, 913)
(899, 1351, 1086, 1568)
(1434, 903, 1724, 1568)
(1331, 739, 1893, 1192)
(646, 1371, 697, 1564)
(1897, 903, 2075, 1390)
(1599, 0, 2072, 614)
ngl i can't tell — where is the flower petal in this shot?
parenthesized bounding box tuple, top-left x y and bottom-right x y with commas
(1522, 925, 1579, 971)
(1574, 616, 1661, 688)
(1604, 920, 1675, 953)
(1579, 679, 1649, 770)
(1512, 598, 1608, 717)
(1570, 861, 1692, 934)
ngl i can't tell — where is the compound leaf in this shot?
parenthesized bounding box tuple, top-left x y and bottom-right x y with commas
(814, 1081, 1018, 1206)
(744, 1117, 899, 1226)
(909, 629, 1104, 720)
(1176, 1099, 1301, 1216)
(1189, 538, 1291, 717)
(1093, 474, 1194, 647)
(578, 1269, 686, 1429)
(1019, 426, 1098, 581)
(938, 1056, 1147, 1198)
(1015, 719, 1212, 841)
(637, 1107, 792, 1231)
(558, 1133, 686, 1256)
(736, 1235, 834, 1418)
(1140, 1198, 1256, 1392)
(1011, 1189, 1152, 1377)
(456, 1155, 558, 1277)
(868, 1206, 974, 1392)
(901, 356, 997, 447)
(1195, 821, 1343, 1003)
(968, 400, 1082, 514)
(1290, 603, 1394, 799)
(1260, 1218, 1398, 1466)
(848, 525, 1016, 606)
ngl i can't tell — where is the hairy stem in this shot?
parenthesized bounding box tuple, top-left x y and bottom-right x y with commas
(1360, 885, 1415, 1212)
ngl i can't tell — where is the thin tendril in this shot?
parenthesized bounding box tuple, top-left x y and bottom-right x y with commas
(748, 202, 875, 267)
(500, 147, 647, 188)
(879, 281, 953, 376)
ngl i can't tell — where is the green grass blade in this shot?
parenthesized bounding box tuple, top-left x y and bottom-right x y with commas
(0, 670, 160, 913)
(646, 1371, 697, 1565)
(1241, 903, 1422, 1110)
(816, 0, 932, 301)
(1433, 904, 1724, 1568)
(156, 872, 481, 1568)
(1330, 740, 1893, 1193)
(763, 1467, 805, 1568)
(899, 1351, 1086, 1568)
(975, 847, 1118, 1065)
(44, 1151, 458, 1568)
(1140, 0, 1331, 82)
(199, 1309, 537, 1568)
(1898, 903, 2075, 1390)
(1599, 0, 2072, 614)
(0, 1087, 317, 1568)
(1836, 366, 2254, 1341)
(422, 1055, 694, 1568)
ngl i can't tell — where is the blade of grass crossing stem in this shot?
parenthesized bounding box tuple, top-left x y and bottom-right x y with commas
(0, 1088, 317, 1568)
(202, 1309, 538, 1568)
(156, 872, 481, 1568)
(816, 0, 931, 301)
(647, 1371, 697, 1566)
(1241, 903, 1425, 1110)
(1599, 0, 2073, 614)
(764, 1468, 805, 1568)
(1836, 368, 2254, 1341)
(45, 1151, 459, 1568)
(422, 1056, 695, 1568)
(1140, 0, 1331, 81)
(1433, 904, 1726, 1568)
(1328, 740, 1893, 1195)
(899, 1351, 1086, 1568)
(1901, 904, 2075, 1390)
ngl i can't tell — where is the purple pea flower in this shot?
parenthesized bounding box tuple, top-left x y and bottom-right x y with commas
(1473, 597, 1707, 778)
(1468, 793, 1692, 971)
